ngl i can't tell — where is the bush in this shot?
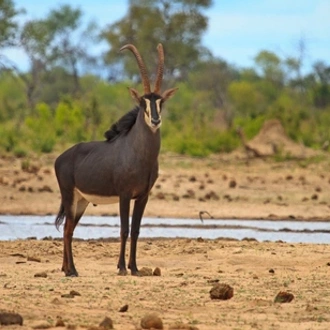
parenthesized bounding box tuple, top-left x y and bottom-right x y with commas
(25, 103, 56, 153)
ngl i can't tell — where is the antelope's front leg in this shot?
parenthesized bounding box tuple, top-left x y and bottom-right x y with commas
(117, 196, 130, 275)
(129, 195, 148, 275)
(62, 217, 78, 277)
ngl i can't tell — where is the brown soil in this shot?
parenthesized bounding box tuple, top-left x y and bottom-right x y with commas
(1, 123, 330, 329)
(1, 150, 330, 221)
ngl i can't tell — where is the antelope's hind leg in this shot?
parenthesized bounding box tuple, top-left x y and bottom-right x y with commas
(62, 198, 89, 277)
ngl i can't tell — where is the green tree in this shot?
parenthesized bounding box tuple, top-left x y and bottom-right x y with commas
(188, 57, 238, 127)
(20, 19, 52, 109)
(0, 0, 22, 49)
(309, 61, 330, 108)
(19, 4, 99, 108)
(45, 5, 99, 95)
(101, 0, 212, 82)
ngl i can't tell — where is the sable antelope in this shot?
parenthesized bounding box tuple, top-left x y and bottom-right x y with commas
(54, 44, 177, 277)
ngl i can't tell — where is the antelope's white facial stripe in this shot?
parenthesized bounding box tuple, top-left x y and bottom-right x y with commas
(144, 98, 162, 130)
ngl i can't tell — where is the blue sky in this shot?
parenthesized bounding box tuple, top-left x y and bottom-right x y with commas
(5, 0, 330, 72)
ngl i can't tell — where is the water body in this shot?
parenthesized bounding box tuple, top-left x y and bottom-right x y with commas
(0, 215, 329, 244)
(0, 216, 330, 244)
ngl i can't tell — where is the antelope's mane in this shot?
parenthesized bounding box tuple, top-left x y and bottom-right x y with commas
(104, 107, 139, 142)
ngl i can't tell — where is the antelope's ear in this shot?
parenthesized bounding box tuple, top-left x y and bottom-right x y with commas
(128, 87, 141, 104)
(162, 88, 178, 102)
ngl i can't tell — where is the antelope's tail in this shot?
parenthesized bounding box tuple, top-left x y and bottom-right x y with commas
(55, 203, 65, 230)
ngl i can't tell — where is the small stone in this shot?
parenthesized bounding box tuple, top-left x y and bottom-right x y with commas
(99, 316, 113, 329)
(119, 304, 128, 312)
(274, 291, 294, 303)
(141, 313, 163, 329)
(61, 293, 75, 299)
(34, 272, 47, 278)
(153, 267, 161, 276)
(139, 267, 153, 276)
(69, 290, 81, 296)
(269, 268, 275, 274)
(209, 283, 234, 300)
(229, 179, 236, 188)
(155, 192, 166, 200)
(311, 194, 318, 200)
(189, 175, 197, 182)
(0, 312, 23, 325)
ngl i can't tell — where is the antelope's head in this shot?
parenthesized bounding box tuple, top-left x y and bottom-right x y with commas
(120, 43, 177, 131)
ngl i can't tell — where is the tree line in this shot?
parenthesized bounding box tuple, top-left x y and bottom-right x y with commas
(0, 0, 329, 157)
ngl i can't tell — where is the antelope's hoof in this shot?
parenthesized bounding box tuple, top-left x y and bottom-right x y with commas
(64, 270, 79, 277)
(118, 269, 128, 276)
(131, 269, 141, 276)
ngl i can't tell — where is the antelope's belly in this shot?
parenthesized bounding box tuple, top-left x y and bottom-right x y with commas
(75, 188, 119, 205)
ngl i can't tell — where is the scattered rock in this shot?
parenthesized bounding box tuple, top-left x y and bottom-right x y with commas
(153, 267, 161, 276)
(189, 175, 197, 182)
(0, 312, 23, 325)
(209, 283, 234, 300)
(311, 194, 318, 200)
(269, 268, 275, 274)
(99, 316, 113, 329)
(155, 192, 166, 200)
(69, 290, 81, 296)
(204, 191, 219, 201)
(223, 194, 232, 202)
(38, 185, 53, 193)
(139, 267, 153, 276)
(141, 313, 163, 329)
(61, 293, 75, 299)
(34, 271, 47, 278)
(10, 253, 26, 258)
(274, 291, 294, 303)
(118, 304, 128, 312)
(229, 179, 237, 188)
(18, 186, 26, 192)
(207, 279, 219, 284)
(182, 189, 195, 199)
(172, 194, 180, 201)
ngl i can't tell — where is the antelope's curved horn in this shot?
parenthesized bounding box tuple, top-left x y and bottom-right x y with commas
(153, 43, 164, 94)
(120, 44, 151, 95)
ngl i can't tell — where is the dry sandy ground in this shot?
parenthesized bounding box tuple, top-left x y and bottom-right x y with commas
(1, 238, 330, 330)
(1, 152, 330, 329)
(1, 152, 330, 220)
